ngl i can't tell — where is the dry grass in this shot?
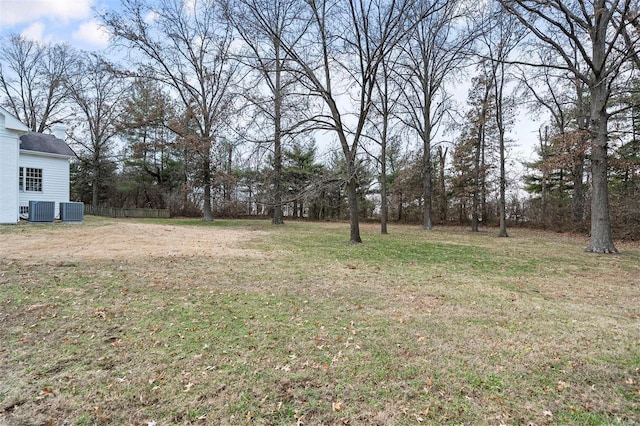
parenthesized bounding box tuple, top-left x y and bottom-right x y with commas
(0, 217, 638, 425)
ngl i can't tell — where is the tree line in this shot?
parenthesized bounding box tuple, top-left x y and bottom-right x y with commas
(1, 0, 638, 251)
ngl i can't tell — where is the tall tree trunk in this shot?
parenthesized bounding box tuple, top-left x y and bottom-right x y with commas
(202, 154, 213, 222)
(92, 168, 99, 208)
(498, 134, 508, 237)
(272, 40, 284, 225)
(380, 141, 388, 234)
(346, 155, 362, 243)
(572, 159, 584, 225)
(472, 124, 483, 232)
(272, 131, 283, 223)
(182, 172, 189, 216)
(378, 58, 391, 235)
(497, 0, 621, 253)
(422, 135, 433, 230)
(438, 146, 448, 224)
(586, 84, 616, 252)
(418, 49, 436, 231)
(91, 149, 100, 208)
(224, 141, 232, 203)
(496, 62, 508, 238)
(540, 127, 549, 229)
(585, 2, 616, 253)
(472, 79, 492, 232)
(480, 131, 487, 224)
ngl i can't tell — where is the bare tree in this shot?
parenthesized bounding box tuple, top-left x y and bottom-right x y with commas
(518, 52, 590, 227)
(469, 71, 494, 232)
(66, 54, 127, 208)
(102, 0, 238, 222)
(394, 0, 474, 230)
(476, 7, 525, 237)
(226, 0, 307, 225)
(499, 0, 640, 253)
(362, 39, 405, 234)
(0, 35, 77, 132)
(435, 144, 448, 223)
(372, 56, 396, 235)
(258, 0, 432, 243)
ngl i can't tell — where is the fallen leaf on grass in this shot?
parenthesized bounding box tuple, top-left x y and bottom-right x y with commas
(424, 376, 433, 391)
(148, 375, 164, 385)
(332, 401, 343, 411)
(40, 387, 54, 396)
(278, 364, 291, 372)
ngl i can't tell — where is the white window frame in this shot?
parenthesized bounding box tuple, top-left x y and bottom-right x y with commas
(19, 167, 43, 192)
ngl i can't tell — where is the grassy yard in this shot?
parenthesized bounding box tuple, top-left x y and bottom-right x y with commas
(1, 217, 639, 425)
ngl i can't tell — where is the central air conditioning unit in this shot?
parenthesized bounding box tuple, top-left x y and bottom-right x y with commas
(28, 201, 55, 223)
(60, 202, 84, 222)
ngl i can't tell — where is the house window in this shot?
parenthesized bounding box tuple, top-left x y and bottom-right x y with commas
(19, 205, 29, 218)
(19, 167, 43, 192)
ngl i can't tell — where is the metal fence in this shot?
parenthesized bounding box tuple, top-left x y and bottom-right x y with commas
(85, 205, 170, 219)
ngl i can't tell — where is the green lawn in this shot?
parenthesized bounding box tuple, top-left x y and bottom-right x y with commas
(1, 218, 638, 425)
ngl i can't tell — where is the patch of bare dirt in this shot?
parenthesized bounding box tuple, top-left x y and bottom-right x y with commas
(0, 222, 263, 262)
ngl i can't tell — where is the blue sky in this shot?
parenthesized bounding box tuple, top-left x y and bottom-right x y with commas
(0, 0, 119, 51)
(0, 0, 540, 162)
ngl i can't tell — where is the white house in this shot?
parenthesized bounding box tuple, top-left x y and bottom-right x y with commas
(0, 106, 76, 224)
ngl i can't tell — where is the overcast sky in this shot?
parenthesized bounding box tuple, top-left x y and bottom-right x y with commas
(0, 0, 114, 50)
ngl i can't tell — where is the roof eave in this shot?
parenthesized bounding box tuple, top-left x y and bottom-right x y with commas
(0, 106, 29, 133)
(20, 149, 75, 159)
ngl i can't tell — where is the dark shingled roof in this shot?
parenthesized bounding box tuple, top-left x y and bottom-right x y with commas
(19, 133, 75, 157)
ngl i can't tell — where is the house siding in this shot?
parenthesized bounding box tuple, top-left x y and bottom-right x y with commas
(0, 115, 21, 224)
(19, 151, 71, 219)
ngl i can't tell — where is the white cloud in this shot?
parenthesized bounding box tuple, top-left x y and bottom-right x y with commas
(72, 19, 110, 49)
(20, 21, 48, 42)
(0, 0, 92, 26)
(181, 0, 197, 17)
(143, 10, 158, 24)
